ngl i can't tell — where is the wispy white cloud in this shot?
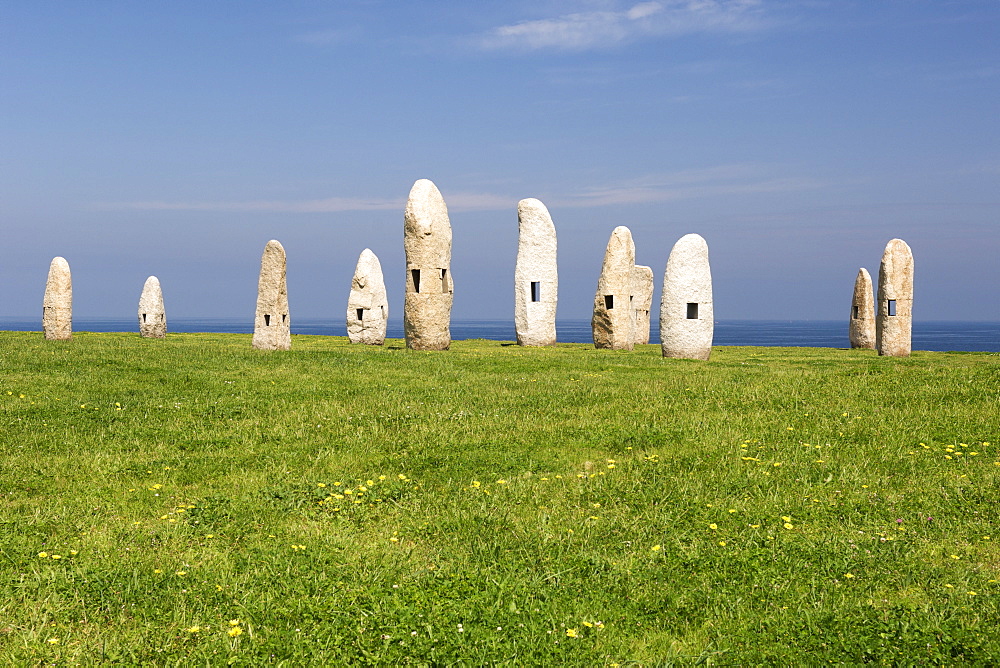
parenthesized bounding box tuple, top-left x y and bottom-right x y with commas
(97, 164, 820, 215)
(479, 0, 768, 51)
(548, 165, 820, 207)
(97, 192, 517, 214)
(99, 196, 403, 214)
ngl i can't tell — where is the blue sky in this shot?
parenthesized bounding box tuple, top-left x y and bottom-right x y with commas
(2, 1, 998, 323)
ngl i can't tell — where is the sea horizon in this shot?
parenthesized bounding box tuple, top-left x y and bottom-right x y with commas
(1, 317, 997, 353)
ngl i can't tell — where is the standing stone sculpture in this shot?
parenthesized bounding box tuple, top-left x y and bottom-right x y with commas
(347, 249, 388, 345)
(592, 226, 636, 350)
(251, 239, 291, 351)
(660, 233, 714, 360)
(876, 238, 913, 357)
(403, 179, 453, 351)
(631, 265, 653, 346)
(848, 268, 875, 349)
(514, 198, 558, 346)
(42, 256, 72, 340)
(138, 276, 167, 339)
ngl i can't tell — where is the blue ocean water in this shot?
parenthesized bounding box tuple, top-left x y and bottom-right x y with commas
(1, 317, 997, 352)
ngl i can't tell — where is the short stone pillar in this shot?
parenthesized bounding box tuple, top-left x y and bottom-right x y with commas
(403, 179, 453, 351)
(848, 268, 875, 349)
(660, 233, 713, 360)
(631, 265, 653, 345)
(876, 238, 913, 357)
(42, 256, 72, 340)
(592, 226, 636, 350)
(251, 240, 291, 351)
(347, 249, 388, 345)
(138, 276, 167, 339)
(515, 198, 558, 346)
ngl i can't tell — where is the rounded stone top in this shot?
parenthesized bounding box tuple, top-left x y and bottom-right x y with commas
(517, 197, 546, 211)
(50, 256, 70, 271)
(517, 198, 555, 235)
(405, 180, 448, 235)
(673, 233, 708, 253)
(883, 238, 912, 257)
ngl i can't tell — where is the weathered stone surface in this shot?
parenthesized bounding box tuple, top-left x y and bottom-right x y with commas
(251, 240, 291, 351)
(631, 265, 653, 346)
(515, 198, 558, 346)
(403, 179, 453, 351)
(876, 238, 913, 357)
(42, 256, 72, 340)
(849, 267, 875, 349)
(660, 234, 713, 360)
(347, 249, 388, 345)
(592, 226, 636, 350)
(138, 276, 167, 339)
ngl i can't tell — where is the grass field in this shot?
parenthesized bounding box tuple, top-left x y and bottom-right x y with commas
(1, 330, 998, 665)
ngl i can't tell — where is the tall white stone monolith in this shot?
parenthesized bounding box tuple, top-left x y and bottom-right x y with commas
(631, 265, 653, 346)
(876, 238, 913, 357)
(660, 234, 713, 360)
(138, 276, 167, 339)
(42, 256, 72, 340)
(251, 240, 291, 351)
(403, 179, 453, 351)
(849, 268, 875, 349)
(515, 198, 558, 346)
(347, 249, 388, 345)
(592, 226, 636, 350)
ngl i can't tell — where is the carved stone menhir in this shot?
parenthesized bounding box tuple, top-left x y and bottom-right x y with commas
(515, 198, 557, 346)
(42, 256, 72, 340)
(251, 239, 291, 351)
(849, 268, 875, 349)
(660, 233, 713, 360)
(138, 276, 167, 339)
(876, 238, 913, 357)
(347, 249, 388, 345)
(403, 179, 453, 351)
(592, 226, 636, 350)
(631, 265, 653, 346)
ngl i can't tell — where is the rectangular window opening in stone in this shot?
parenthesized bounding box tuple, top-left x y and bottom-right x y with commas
(686, 302, 699, 319)
(604, 295, 614, 310)
(531, 281, 541, 302)
(852, 306, 859, 319)
(264, 314, 271, 326)
(357, 308, 364, 321)
(411, 269, 421, 293)
(888, 300, 896, 316)
(142, 313, 147, 323)
(441, 268, 448, 293)
(282, 314, 287, 324)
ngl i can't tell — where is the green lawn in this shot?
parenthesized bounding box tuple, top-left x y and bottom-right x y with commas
(2, 331, 998, 664)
